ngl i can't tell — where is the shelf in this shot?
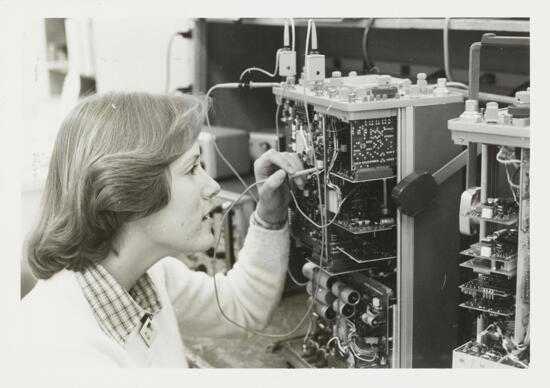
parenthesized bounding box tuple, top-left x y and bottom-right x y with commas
(459, 258, 516, 278)
(459, 302, 514, 317)
(330, 171, 396, 183)
(336, 246, 396, 264)
(465, 207, 518, 226)
(206, 18, 529, 33)
(449, 118, 530, 149)
(459, 279, 513, 298)
(333, 220, 395, 235)
(460, 243, 517, 263)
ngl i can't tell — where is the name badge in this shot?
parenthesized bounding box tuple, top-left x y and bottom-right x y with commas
(139, 313, 155, 348)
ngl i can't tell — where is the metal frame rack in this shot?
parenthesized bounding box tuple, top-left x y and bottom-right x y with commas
(449, 34, 530, 368)
(273, 74, 465, 368)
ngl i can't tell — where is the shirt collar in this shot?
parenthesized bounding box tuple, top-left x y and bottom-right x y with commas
(75, 262, 162, 346)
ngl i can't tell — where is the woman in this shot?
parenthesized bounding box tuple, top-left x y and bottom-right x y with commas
(20, 92, 304, 367)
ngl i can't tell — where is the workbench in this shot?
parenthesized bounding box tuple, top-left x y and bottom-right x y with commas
(181, 291, 309, 368)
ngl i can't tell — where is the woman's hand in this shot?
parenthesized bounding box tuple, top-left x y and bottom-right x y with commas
(254, 150, 305, 225)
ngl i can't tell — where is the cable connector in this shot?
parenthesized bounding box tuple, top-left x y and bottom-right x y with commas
(304, 53, 325, 81)
(279, 49, 296, 77)
(249, 82, 281, 89)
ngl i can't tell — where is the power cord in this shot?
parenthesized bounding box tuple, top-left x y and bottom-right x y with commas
(165, 31, 191, 93)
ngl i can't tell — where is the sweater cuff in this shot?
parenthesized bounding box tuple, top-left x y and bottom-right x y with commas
(250, 210, 288, 230)
(242, 214, 290, 271)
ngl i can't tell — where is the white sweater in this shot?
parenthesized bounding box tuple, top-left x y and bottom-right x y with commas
(19, 222, 289, 367)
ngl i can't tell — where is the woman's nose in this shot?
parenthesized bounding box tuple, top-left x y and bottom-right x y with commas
(202, 176, 221, 199)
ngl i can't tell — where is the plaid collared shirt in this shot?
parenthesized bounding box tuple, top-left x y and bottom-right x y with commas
(75, 262, 162, 347)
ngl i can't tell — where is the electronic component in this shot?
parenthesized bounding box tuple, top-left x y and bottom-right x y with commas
(279, 49, 296, 77)
(466, 198, 519, 225)
(459, 186, 481, 235)
(275, 69, 465, 368)
(448, 45, 530, 367)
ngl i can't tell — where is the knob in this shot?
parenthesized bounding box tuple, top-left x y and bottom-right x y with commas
(377, 75, 391, 86)
(484, 102, 499, 123)
(515, 90, 530, 105)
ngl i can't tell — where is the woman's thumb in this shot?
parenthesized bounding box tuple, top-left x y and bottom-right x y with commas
(263, 169, 287, 192)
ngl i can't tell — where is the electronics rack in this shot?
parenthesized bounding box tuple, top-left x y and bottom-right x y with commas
(448, 34, 530, 369)
(274, 73, 465, 368)
(449, 92, 530, 368)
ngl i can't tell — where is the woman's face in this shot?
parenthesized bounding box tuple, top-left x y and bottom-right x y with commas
(138, 141, 221, 255)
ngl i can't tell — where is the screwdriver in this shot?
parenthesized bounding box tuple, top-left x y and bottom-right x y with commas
(288, 167, 320, 179)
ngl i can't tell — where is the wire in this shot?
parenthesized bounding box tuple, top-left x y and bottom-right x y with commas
(205, 83, 259, 202)
(447, 81, 469, 90)
(239, 49, 283, 81)
(496, 146, 522, 165)
(210, 178, 316, 338)
(443, 17, 453, 83)
(361, 19, 378, 73)
(305, 19, 313, 57)
(288, 183, 354, 229)
(348, 334, 377, 363)
(165, 32, 182, 93)
(496, 146, 522, 205)
(443, 19, 469, 90)
(289, 18, 295, 52)
(287, 267, 309, 286)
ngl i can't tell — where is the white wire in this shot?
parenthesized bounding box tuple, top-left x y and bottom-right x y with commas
(287, 267, 309, 286)
(210, 178, 315, 338)
(205, 83, 259, 202)
(289, 18, 295, 51)
(305, 19, 313, 57)
(349, 335, 377, 363)
(496, 147, 522, 165)
(239, 49, 283, 81)
(165, 32, 180, 93)
(443, 17, 453, 83)
(443, 19, 470, 90)
(274, 84, 307, 288)
(289, 184, 353, 229)
(447, 81, 469, 90)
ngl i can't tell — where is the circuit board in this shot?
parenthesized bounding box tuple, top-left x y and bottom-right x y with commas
(280, 96, 398, 368)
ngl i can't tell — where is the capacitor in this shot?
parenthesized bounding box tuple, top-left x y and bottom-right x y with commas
(313, 300, 336, 321)
(332, 299, 355, 318)
(331, 281, 360, 305)
(379, 217, 395, 226)
(302, 262, 318, 279)
(361, 309, 381, 328)
(307, 282, 336, 305)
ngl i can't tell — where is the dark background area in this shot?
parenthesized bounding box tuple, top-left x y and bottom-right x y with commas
(203, 19, 529, 132)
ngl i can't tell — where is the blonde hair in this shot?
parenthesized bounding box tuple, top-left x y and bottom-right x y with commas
(27, 92, 206, 279)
